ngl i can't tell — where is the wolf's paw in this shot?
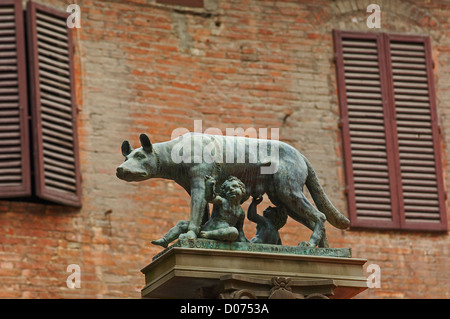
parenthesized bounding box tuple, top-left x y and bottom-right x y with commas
(178, 233, 187, 240)
(179, 230, 197, 241)
(298, 241, 315, 248)
(186, 230, 197, 240)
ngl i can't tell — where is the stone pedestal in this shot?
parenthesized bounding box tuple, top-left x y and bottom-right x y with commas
(141, 239, 367, 299)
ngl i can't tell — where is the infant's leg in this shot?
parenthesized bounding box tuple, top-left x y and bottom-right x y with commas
(152, 220, 189, 247)
(199, 227, 239, 242)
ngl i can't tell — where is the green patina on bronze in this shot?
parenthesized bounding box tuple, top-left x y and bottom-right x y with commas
(117, 133, 351, 249)
(152, 238, 351, 261)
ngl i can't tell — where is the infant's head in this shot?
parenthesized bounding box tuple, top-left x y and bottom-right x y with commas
(219, 176, 246, 200)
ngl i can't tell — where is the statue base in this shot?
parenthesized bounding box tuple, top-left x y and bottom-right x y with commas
(141, 239, 367, 299)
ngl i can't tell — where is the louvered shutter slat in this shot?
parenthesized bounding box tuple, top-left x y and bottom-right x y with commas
(387, 36, 446, 230)
(0, 0, 31, 198)
(27, 1, 81, 207)
(334, 31, 399, 228)
(335, 30, 447, 231)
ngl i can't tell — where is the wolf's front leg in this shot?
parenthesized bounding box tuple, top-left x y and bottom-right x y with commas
(180, 177, 207, 240)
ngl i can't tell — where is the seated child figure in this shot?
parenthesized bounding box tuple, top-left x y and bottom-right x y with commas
(152, 175, 247, 248)
(247, 196, 288, 245)
(200, 175, 247, 242)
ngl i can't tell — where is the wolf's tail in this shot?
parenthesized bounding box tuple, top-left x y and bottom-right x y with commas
(302, 155, 350, 229)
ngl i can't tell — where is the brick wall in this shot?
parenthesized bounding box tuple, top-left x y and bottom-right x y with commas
(0, 0, 448, 298)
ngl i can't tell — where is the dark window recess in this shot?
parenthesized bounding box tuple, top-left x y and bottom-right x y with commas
(0, 0, 81, 207)
(333, 30, 446, 231)
(156, 0, 204, 8)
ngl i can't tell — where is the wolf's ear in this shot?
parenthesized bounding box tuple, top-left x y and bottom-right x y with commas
(121, 140, 133, 157)
(140, 133, 153, 153)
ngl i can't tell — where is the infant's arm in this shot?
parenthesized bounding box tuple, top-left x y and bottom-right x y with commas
(204, 175, 225, 205)
(247, 196, 265, 224)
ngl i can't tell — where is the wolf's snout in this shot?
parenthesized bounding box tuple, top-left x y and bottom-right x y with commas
(116, 166, 124, 176)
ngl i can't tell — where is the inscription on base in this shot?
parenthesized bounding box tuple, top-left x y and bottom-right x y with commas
(152, 239, 351, 260)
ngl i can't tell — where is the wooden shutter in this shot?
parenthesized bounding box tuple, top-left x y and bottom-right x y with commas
(0, 0, 31, 198)
(26, 1, 81, 207)
(385, 35, 447, 231)
(333, 30, 400, 229)
(334, 30, 447, 231)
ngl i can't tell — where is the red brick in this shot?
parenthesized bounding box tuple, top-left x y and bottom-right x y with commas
(0, 0, 448, 300)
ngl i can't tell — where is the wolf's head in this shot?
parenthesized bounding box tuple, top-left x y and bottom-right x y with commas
(116, 134, 159, 182)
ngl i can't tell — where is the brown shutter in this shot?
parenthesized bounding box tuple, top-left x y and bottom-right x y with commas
(334, 30, 447, 231)
(333, 30, 400, 229)
(26, 1, 81, 207)
(385, 35, 447, 231)
(0, 0, 31, 198)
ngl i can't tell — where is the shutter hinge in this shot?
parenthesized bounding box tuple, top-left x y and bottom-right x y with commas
(432, 59, 436, 69)
(333, 54, 337, 64)
(344, 187, 349, 195)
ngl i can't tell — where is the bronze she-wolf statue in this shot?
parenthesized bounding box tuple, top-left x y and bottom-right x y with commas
(116, 133, 350, 248)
